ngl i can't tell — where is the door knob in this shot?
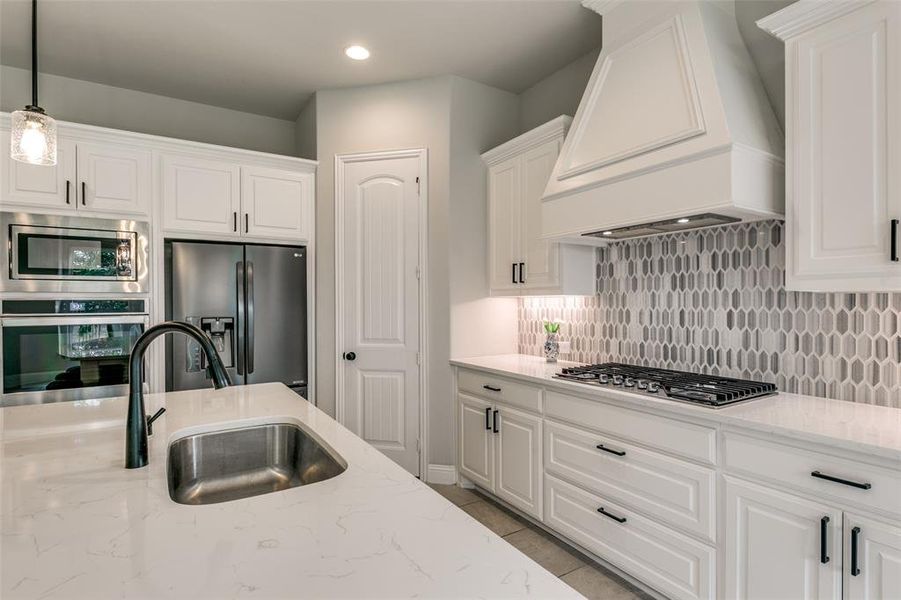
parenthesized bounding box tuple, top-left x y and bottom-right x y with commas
(343, 351, 356, 361)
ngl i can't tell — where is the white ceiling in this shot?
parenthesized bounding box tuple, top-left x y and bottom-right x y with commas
(0, 0, 602, 120)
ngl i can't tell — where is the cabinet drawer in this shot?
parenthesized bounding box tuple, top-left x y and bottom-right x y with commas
(545, 420, 715, 541)
(544, 474, 715, 600)
(724, 432, 901, 517)
(457, 369, 542, 413)
(545, 391, 716, 464)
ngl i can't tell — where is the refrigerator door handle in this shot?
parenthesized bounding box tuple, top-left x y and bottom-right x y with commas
(247, 261, 255, 374)
(236, 261, 245, 376)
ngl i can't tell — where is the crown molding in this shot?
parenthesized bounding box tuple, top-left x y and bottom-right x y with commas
(481, 115, 572, 166)
(757, 0, 876, 40)
(581, 0, 626, 16)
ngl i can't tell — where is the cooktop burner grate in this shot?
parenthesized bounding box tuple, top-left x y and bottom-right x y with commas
(555, 363, 777, 407)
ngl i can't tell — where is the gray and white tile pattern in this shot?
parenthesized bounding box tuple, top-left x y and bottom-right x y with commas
(518, 221, 901, 407)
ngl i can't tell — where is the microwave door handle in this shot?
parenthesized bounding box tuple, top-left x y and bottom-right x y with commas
(0, 315, 148, 327)
(236, 261, 245, 376)
(246, 261, 254, 375)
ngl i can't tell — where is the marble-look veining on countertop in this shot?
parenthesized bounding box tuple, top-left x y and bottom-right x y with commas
(1, 383, 582, 599)
(451, 354, 901, 462)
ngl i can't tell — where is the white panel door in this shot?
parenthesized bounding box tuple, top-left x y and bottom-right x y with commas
(458, 393, 493, 490)
(724, 477, 842, 600)
(846, 513, 901, 600)
(0, 131, 77, 211)
(162, 154, 241, 235)
(340, 152, 421, 475)
(519, 138, 561, 291)
(488, 158, 522, 292)
(242, 166, 313, 241)
(494, 404, 542, 519)
(789, 0, 901, 291)
(76, 141, 151, 216)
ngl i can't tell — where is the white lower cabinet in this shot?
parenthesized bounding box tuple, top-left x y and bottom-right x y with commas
(845, 514, 901, 600)
(495, 405, 542, 519)
(458, 392, 493, 490)
(545, 474, 715, 600)
(724, 476, 843, 600)
(457, 389, 543, 520)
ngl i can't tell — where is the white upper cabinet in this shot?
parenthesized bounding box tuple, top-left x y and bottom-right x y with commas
(760, 0, 901, 292)
(483, 116, 594, 296)
(1, 131, 149, 217)
(76, 140, 152, 216)
(162, 154, 241, 235)
(241, 166, 313, 241)
(0, 131, 76, 210)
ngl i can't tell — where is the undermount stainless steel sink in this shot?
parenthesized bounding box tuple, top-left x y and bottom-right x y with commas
(167, 422, 346, 505)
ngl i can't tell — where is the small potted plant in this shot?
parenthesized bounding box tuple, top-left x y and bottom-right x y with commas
(543, 321, 561, 363)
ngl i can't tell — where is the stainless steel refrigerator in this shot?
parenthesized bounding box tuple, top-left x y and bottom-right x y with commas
(164, 241, 307, 397)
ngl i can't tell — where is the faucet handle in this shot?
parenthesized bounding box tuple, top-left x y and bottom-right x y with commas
(146, 407, 166, 437)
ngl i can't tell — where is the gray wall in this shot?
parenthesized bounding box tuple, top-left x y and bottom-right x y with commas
(294, 96, 317, 161)
(518, 47, 599, 133)
(0, 66, 296, 154)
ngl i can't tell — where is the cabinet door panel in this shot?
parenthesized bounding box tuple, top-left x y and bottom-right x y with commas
(77, 141, 151, 216)
(724, 476, 842, 600)
(495, 404, 541, 519)
(488, 159, 521, 292)
(789, 0, 901, 290)
(241, 166, 312, 241)
(520, 138, 561, 291)
(846, 513, 901, 600)
(162, 154, 241, 235)
(458, 393, 492, 490)
(1, 131, 76, 210)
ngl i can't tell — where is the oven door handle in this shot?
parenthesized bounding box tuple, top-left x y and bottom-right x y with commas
(0, 315, 149, 327)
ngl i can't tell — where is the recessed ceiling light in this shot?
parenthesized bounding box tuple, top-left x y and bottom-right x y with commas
(345, 45, 370, 60)
(677, 218, 690, 224)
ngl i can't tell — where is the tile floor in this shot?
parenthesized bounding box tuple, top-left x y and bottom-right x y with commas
(429, 484, 654, 600)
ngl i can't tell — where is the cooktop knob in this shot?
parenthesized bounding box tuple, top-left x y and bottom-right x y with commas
(636, 379, 648, 390)
(612, 375, 624, 386)
(624, 377, 636, 387)
(598, 374, 609, 384)
(647, 382, 661, 393)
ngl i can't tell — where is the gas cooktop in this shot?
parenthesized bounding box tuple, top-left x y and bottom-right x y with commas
(555, 363, 777, 408)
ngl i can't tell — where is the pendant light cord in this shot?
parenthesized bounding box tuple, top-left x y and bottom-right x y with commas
(31, 0, 38, 107)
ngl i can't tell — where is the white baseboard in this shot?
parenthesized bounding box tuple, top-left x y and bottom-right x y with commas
(426, 464, 457, 485)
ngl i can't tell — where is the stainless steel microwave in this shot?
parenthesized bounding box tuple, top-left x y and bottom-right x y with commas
(1, 213, 150, 294)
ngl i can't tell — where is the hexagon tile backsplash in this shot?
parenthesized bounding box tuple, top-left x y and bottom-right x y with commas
(518, 221, 901, 407)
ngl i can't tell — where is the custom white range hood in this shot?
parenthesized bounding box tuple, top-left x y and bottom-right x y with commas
(542, 0, 785, 242)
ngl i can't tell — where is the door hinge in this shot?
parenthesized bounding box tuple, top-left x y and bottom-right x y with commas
(415, 266, 421, 280)
(416, 438, 421, 453)
(416, 352, 422, 365)
(416, 176, 420, 195)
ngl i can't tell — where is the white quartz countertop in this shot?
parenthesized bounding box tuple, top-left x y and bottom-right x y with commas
(451, 354, 901, 462)
(1, 383, 581, 599)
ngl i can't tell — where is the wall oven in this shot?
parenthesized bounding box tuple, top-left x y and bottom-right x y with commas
(0, 299, 149, 406)
(1, 212, 150, 294)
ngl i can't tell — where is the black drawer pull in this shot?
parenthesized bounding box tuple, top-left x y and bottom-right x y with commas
(492, 409, 499, 434)
(483, 385, 501, 392)
(820, 516, 830, 564)
(811, 471, 871, 490)
(596, 443, 626, 457)
(511, 263, 517, 284)
(81, 181, 86, 206)
(597, 507, 626, 523)
(65, 180, 71, 204)
(519, 262, 525, 283)
(485, 407, 491, 431)
(851, 526, 861, 576)
(892, 219, 899, 262)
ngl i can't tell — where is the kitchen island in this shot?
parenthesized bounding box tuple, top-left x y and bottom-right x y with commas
(1, 383, 581, 599)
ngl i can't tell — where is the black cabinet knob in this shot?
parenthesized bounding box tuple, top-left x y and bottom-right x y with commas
(343, 351, 356, 361)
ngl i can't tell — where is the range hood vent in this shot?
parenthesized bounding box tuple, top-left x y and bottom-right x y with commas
(541, 0, 785, 243)
(583, 213, 740, 241)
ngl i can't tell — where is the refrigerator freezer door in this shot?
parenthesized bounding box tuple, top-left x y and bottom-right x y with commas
(244, 245, 307, 387)
(166, 241, 244, 390)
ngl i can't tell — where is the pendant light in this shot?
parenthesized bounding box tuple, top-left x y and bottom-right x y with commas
(10, 0, 57, 166)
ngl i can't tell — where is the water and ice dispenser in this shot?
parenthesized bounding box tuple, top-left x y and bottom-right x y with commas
(185, 316, 234, 374)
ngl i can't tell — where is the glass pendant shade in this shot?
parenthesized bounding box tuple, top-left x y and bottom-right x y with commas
(10, 108, 57, 166)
